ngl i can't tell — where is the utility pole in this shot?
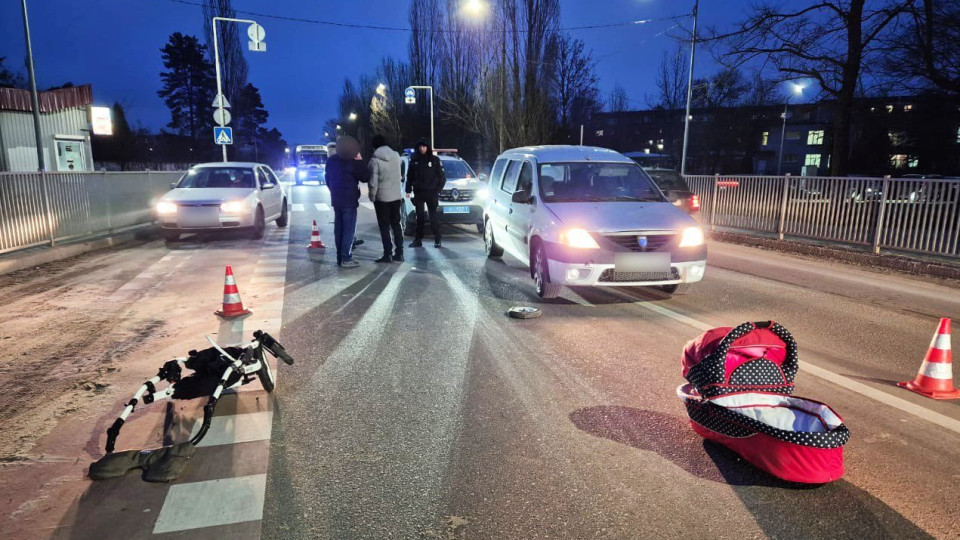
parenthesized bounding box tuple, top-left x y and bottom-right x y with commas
(680, 0, 699, 176)
(21, 0, 44, 171)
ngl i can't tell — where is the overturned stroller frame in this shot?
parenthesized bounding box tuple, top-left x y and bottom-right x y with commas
(90, 330, 295, 482)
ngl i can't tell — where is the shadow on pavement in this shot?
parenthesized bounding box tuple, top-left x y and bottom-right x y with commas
(570, 405, 933, 540)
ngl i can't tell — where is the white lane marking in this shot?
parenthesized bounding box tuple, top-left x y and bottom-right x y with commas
(291, 203, 305, 212)
(359, 201, 374, 210)
(251, 276, 286, 284)
(254, 266, 286, 274)
(152, 474, 267, 533)
(118, 281, 150, 291)
(315, 203, 331, 212)
(625, 297, 960, 435)
(190, 412, 273, 447)
(257, 258, 288, 265)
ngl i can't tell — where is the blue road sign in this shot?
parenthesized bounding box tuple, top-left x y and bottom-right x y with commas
(214, 126, 233, 145)
(404, 87, 416, 98)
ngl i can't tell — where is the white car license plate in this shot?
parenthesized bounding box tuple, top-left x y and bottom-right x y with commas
(615, 253, 670, 273)
(443, 206, 470, 214)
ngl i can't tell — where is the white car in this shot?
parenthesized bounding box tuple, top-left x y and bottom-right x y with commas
(400, 150, 490, 235)
(155, 162, 288, 241)
(483, 145, 707, 298)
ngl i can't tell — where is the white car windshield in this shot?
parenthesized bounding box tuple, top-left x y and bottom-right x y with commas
(538, 162, 664, 203)
(442, 160, 476, 179)
(178, 167, 256, 189)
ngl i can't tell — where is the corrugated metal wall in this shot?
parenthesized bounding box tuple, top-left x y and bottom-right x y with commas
(0, 107, 92, 172)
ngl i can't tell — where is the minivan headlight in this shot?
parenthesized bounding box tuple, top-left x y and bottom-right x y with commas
(298, 170, 307, 179)
(560, 228, 600, 249)
(679, 227, 705, 247)
(156, 201, 177, 214)
(220, 201, 246, 213)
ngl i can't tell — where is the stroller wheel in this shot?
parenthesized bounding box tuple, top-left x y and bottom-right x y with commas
(257, 351, 276, 392)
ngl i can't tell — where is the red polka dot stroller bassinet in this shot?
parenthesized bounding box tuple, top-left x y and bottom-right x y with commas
(677, 321, 850, 484)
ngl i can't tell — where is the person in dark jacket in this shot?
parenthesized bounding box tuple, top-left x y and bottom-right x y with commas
(325, 136, 368, 268)
(405, 139, 446, 247)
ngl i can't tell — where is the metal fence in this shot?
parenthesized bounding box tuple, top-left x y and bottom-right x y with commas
(686, 174, 960, 259)
(0, 171, 183, 255)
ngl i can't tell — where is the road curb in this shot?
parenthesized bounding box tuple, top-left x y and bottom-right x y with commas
(0, 227, 154, 277)
(710, 231, 960, 282)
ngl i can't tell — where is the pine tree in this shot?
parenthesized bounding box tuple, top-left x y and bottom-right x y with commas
(158, 33, 216, 152)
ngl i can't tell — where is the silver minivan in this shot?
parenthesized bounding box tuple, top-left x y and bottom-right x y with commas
(483, 146, 706, 298)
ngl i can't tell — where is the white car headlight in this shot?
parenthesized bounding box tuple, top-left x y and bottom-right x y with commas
(559, 228, 600, 249)
(298, 170, 307, 179)
(220, 201, 246, 213)
(475, 187, 490, 200)
(679, 226, 705, 247)
(156, 201, 177, 215)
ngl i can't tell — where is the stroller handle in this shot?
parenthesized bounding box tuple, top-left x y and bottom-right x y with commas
(254, 330, 295, 365)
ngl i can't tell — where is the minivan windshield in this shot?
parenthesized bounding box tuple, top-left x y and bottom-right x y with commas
(177, 167, 256, 189)
(538, 162, 665, 203)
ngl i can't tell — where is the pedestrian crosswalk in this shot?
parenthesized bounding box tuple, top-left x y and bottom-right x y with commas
(360, 201, 375, 210)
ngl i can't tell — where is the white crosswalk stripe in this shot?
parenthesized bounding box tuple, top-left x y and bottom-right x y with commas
(315, 203, 331, 212)
(359, 201, 375, 210)
(153, 474, 267, 533)
(291, 203, 305, 212)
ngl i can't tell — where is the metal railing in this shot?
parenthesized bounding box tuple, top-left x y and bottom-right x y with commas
(685, 174, 960, 259)
(0, 171, 183, 255)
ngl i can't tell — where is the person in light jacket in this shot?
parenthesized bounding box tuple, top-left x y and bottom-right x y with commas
(367, 135, 404, 263)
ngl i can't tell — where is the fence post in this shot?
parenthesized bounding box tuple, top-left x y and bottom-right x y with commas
(777, 173, 790, 240)
(710, 173, 720, 230)
(105, 172, 113, 233)
(872, 175, 891, 255)
(40, 171, 56, 246)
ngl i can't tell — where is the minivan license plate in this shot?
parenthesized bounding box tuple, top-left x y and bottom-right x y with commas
(443, 206, 470, 214)
(615, 253, 670, 273)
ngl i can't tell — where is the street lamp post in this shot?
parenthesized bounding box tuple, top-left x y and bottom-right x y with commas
(20, 0, 44, 171)
(777, 83, 804, 176)
(407, 86, 434, 150)
(212, 16, 266, 162)
(680, 0, 699, 176)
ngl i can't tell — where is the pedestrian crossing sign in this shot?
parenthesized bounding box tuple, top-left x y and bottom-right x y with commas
(214, 126, 233, 145)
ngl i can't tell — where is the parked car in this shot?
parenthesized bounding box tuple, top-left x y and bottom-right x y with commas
(642, 167, 700, 214)
(483, 145, 707, 298)
(155, 162, 288, 241)
(400, 149, 489, 235)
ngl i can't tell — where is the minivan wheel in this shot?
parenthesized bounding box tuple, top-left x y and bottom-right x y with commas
(250, 207, 265, 239)
(476, 222, 484, 235)
(276, 199, 288, 228)
(533, 245, 561, 299)
(484, 219, 503, 258)
(659, 282, 693, 295)
(162, 230, 180, 242)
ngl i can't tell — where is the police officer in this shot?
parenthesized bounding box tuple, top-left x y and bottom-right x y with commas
(405, 139, 446, 248)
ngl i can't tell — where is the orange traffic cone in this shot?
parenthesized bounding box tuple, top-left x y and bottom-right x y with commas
(214, 265, 252, 318)
(308, 220, 326, 249)
(898, 318, 960, 399)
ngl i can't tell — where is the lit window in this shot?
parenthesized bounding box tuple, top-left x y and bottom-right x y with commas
(886, 105, 894, 113)
(908, 156, 919, 168)
(786, 131, 801, 141)
(890, 154, 908, 168)
(595, 130, 604, 137)
(807, 130, 824, 145)
(805, 154, 821, 167)
(762, 131, 769, 146)
(956, 127, 960, 143)
(904, 104, 913, 112)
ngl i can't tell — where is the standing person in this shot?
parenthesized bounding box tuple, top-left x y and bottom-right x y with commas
(324, 136, 367, 268)
(405, 139, 446, 248)
(367, 135, 404, 263)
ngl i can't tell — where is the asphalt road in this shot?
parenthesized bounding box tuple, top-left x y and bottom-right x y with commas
(1, 177, 959, 539)
(262, 183, 960, 539)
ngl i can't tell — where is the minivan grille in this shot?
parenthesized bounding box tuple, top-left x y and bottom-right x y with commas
(604, 234, 673, 252)
(598, 268, 680, 283)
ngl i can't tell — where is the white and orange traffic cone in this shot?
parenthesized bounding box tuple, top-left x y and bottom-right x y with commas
(898, 318, 960, 400)
(214, 265, 252, 319)
(308, 220, 326, 249)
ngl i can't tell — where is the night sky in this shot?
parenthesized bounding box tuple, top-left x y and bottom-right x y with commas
(0, 0, 752, 147)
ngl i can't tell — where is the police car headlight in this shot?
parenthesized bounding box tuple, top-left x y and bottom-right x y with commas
(679, 227, 704, 247)
(298, 170, 307, 179)
(475, 187, 490, 200)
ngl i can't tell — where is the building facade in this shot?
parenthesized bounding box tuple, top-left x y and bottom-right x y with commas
(0, 85, 95, 172)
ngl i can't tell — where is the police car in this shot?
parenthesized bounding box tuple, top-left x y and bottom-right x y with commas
(399, 149, 489, 235)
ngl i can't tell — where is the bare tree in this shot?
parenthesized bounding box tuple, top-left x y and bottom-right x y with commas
(885, 0, 960, 95)
(606, 84, 630, 112)
(692, 68, 751, 108)
(714, 0, 915, 175)
(552, 34, 602, 134)
(655, 44, 687, 110)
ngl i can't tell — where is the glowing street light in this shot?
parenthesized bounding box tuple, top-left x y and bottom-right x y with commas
(463, 0, 488, 17)
(348, 112, 358, 121)
(376, 83, 387, 96)
(777, 82, 806, 175)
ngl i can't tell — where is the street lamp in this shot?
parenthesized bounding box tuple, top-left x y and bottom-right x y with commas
(461, 0, 502, 152)
(212, 16, 267, 162)
(348, 112, 358, 121)
(777, 83, 805, 175)
(680, 0, 700, 176)
(376, 83, 387, 96)
(463, 0, 489, 17)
